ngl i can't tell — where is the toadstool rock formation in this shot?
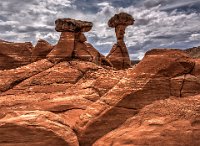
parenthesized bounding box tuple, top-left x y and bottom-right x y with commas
(47, 18, 112, 66)
(1, 14, 200, 146)
(107, 12, 134, 69)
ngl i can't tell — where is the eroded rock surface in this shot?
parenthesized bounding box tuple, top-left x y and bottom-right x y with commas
(47, 18, 112, 67)
(185, 46, 200, 58)
(0, 111, 79, 146)
(31, 39, 54, 62)
(0, 48, 200, 146)
(0, 41, 33, 70)
(94, 95, 200, 146)
(74, 49, 199, 145)
(0, 59, 125, 133)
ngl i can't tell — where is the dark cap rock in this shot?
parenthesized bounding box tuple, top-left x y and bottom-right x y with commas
(108, 12, 134, 28)
(55, 18, 93, 32)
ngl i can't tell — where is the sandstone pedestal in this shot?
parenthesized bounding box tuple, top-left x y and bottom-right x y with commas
(107, 40, 131, 69)
(47, 18, 112, 66)
(106, 12, 134, 69)
(47, 32, 75, 63)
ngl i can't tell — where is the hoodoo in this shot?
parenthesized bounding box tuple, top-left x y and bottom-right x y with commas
(107, 12, 134, 69)
(47, 18, 112, 66)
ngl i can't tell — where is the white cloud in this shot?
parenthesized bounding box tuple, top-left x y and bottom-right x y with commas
(189, 33, 200, 40)
(97, 2, 110, 7)
(0, 20, 19, 25)
(48, 0, 73, 6)
(160, 0, 200, 10)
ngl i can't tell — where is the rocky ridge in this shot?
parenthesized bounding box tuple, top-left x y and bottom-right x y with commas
(185, 46, 200, 58)
(0, 48, 199, 145)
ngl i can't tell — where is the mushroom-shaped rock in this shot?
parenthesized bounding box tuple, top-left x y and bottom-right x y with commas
(47, 18, 92, 63)
(106, 12, 134, 69)
(55, 18, 93, 32)
(47, 18, 112, 67)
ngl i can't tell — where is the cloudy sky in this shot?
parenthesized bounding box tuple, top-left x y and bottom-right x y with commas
(0, 0, 200, 60)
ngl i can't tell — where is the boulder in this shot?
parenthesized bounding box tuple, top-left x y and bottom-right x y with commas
(0, 111, 79, 146)
(108, 12, 134, 28)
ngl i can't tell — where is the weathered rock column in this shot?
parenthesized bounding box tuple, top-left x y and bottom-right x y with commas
(47, 18, 93, 63)
(47, 18, 112, 67)
(106, 12, 134, 69)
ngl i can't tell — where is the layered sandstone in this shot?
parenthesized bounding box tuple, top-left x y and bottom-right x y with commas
(47, 18, 112, 66)
(74, 49, 200, 145)
(0, 111, 79, 146)
(106, 12, 134, 69)
(0, 48, 199, 145)
(94, 95, 200, 146)
(31, 39, 54, 62)
(0, 41, 33, 70)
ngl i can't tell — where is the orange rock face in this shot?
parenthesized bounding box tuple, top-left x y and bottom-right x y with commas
(31, 39, 54, 62)
(74, 49, 199, 145)
(0, 42, 200, 145)
(0, 40, 33, 70)
(47, 32, 75, 63)
(0, 111, 79, 146)
(94, 95, 200, 146)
